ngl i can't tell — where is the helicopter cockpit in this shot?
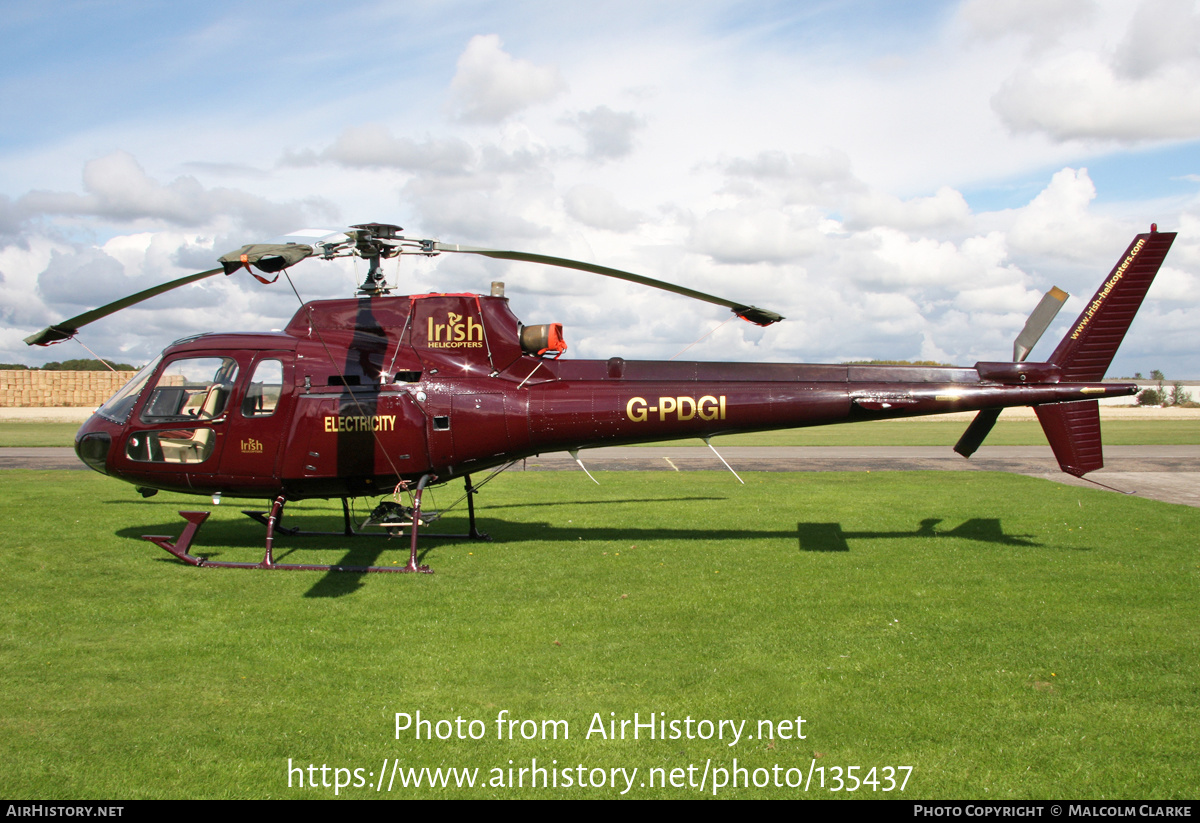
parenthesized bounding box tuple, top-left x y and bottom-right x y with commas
(75, 336, 295, 490)
(123, 356, 239, 464)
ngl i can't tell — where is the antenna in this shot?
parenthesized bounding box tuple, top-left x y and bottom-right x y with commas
(568, 449, 600, 485)
(704, 437, 744, 484)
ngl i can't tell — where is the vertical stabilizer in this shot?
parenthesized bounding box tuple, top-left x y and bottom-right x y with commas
(1034, 227, 1175, 476)
(1046, 229, 1176, 381)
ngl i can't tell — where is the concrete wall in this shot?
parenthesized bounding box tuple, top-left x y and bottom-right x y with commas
(0, 370, 136, 408)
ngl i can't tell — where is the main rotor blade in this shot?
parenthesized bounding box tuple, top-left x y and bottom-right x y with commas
(431, 243, 784, 326)
(218, 243, 314, 275)
(1013, 286, 1068, 363)
(25, 243, 314, 347)
(24, 267, 224, 346)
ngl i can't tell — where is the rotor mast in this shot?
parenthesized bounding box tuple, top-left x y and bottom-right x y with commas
(336, 222, 404, 296)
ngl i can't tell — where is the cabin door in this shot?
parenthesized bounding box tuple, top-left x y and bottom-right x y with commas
(218, 353, 293, 479)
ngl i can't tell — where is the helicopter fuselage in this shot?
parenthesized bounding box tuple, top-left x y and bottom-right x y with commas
(72, 290, 1136, 500)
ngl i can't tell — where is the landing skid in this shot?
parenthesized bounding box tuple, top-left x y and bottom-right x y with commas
(146, 475, 492, 578)
(143, 509, 423, 572)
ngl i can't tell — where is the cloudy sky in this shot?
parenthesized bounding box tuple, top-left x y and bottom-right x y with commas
(2, 0, 1198, 378)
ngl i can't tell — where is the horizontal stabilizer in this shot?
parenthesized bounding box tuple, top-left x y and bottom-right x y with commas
(1035, 401, 1103, 477)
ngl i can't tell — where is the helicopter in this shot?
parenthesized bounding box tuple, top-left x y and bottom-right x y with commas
(25, 222, 1176, 574)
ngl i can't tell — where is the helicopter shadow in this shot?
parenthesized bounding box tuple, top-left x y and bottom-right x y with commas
(121, 513, 1044, 598)
(796, 517, 1041, 552)
(478, 516, 1041, 552)
(481, 495, 725, 511)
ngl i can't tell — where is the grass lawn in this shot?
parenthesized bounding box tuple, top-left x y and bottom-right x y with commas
(0, 470, 1196, 798)
(0, 422, 83, 447)
(3, 418, 1199, 448)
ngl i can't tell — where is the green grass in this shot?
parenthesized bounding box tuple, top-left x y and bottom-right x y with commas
(3, 418, 1199, 448)
(0, 422, 82, 447)
(0, 470, 1196, 798)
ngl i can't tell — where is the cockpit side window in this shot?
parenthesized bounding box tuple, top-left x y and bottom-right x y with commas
(140, 357, 239, 423)
(242, 359, 283, 417)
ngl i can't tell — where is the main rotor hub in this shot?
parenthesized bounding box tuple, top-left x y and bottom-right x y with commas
(348, 223, 404, 295)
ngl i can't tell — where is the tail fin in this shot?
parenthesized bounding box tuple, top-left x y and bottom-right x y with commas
(1045, 228, 1176, 381)
(1035, 401, 1102, 477)
(1035, 227, 1175, 476)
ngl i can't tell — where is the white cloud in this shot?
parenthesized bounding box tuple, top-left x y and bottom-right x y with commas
(955, 282, 1040, 313)
(0, 236, 62, 328)
(958, 0, 1097, 47)
(1147, 265, 1200, 301)
(1006, 167, 1120, 258)
(1114, 0, 1200, 79)
(720, 150, 859, 205)
(449, 34, 566, 123)
(17, 151, 329, 234)
(563, 185, 642, 232)
(0, 195, 21, 238)
(844, 187, 971, 232)
(565, 106, 644, 161)
(308, 125, 475, 174)
(993, 51, 1200, 141)
(36, 247, 129, 308)
(403, 178, 550, 243)
(859, 291, 925, 333)
(853, 229, 977, 288)
(690, 207, 824, 264)
(990, 0, 1200, 141)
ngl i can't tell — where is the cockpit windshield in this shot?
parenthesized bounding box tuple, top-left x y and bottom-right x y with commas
(96, 355, 162, 424)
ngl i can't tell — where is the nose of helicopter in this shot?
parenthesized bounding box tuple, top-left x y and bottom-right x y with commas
(74, 413, 116, 475)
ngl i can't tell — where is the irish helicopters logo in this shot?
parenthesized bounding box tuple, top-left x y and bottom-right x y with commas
(427, 312, 484, 349)
(1069, 237, 1145, 341)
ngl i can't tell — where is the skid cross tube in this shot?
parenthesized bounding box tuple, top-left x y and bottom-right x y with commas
(241, 476, 492, 542)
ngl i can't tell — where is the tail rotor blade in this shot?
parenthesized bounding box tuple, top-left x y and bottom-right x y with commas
(954, 286, 1066, 454)
(1013, 286, 1068, 362)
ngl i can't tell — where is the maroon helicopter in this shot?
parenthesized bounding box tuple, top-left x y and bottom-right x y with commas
(26, 222, 1175, 573)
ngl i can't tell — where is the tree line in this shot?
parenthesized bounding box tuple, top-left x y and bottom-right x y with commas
(0, 359, 140, 371)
